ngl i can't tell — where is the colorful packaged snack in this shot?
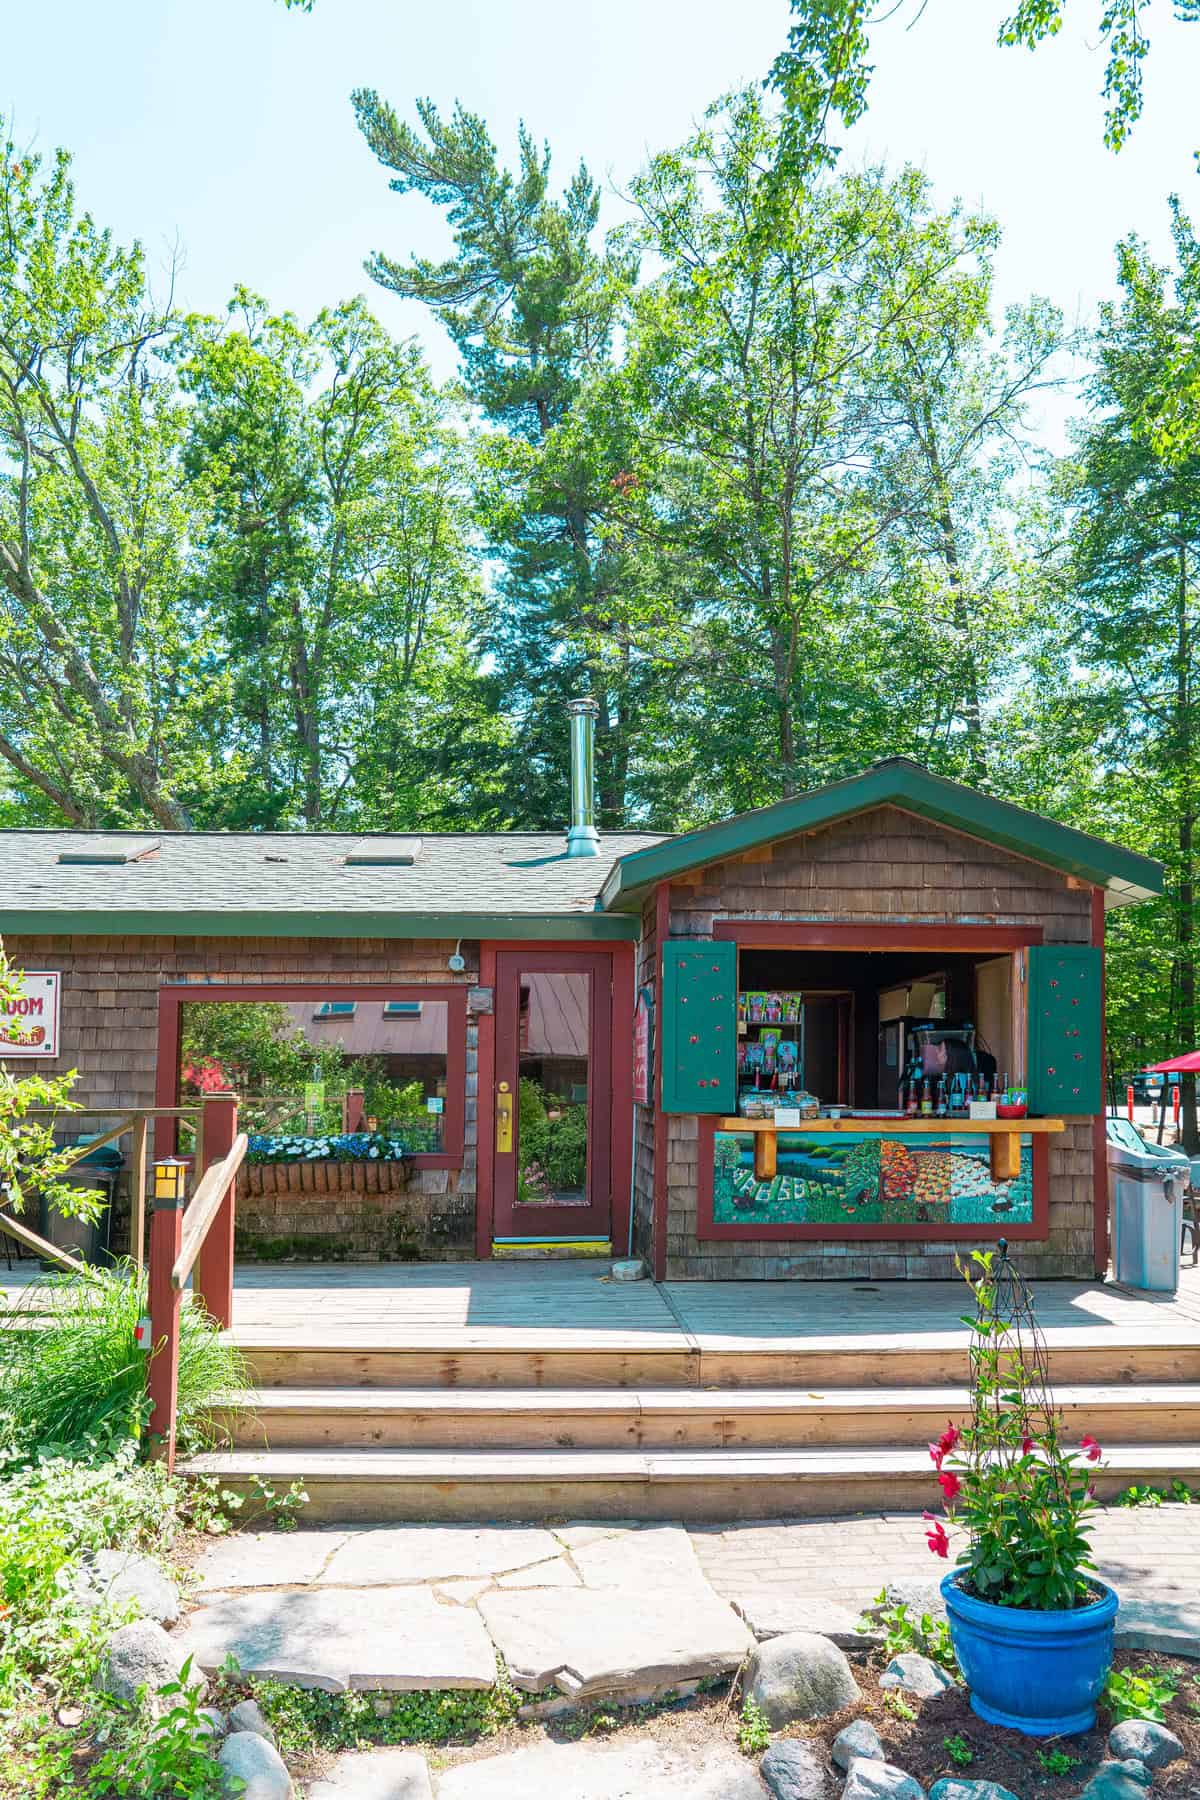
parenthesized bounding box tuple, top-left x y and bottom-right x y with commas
(765, 992, 783, 1023)
(746, 992, 766, 1024)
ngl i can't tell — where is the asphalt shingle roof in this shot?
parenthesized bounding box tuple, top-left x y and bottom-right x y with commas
(0, 830, 668, 935)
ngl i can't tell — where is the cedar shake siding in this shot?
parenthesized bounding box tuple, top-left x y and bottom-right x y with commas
(4, 934, 479, 1261)
(656, 805, 1098, 1281)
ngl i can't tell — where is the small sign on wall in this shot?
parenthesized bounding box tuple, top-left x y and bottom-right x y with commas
(633, 985, 654, 1106)
(1, 970, 61, 1058)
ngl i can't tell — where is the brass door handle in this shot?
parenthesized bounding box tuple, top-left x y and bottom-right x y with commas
(496, 1081, 513, 1153)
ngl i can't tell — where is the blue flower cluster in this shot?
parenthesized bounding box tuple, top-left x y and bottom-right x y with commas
(245, 1131, 415, 1165)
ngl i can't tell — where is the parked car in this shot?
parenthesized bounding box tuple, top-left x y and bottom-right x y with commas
(1126, 1073, 1180, 1106)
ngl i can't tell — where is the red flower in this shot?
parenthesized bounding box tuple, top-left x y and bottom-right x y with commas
(929, 1441, 945, 1470)
(937, 1470, 961, 1501)
(938, 1422, 961, 1456)
(1081, 1435, 1102, 1463)
(923, 1512, 950, 1558)
(1021, 1435, 1035, 1455)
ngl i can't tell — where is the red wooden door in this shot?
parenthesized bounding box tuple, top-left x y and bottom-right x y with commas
(492, 949, 614, 1242)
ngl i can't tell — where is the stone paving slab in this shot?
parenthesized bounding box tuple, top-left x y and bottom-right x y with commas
(174, 1585, 496, 1691)
(319, 1526, 563, 1586)
(477, 1584, 753, 1699)
(308, 1747, 434, 1798)
(433, 1737, 767, 1798)
(193, 1530, 348, 1592)
(731, 1589, 875, 1646)
(570, 1525, 710, 1591)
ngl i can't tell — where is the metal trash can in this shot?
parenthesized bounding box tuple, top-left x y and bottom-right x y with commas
(1106, 1115, 1189, 1293)
(38, 1138, 121, 1267)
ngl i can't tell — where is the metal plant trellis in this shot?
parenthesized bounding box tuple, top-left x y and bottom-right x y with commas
(964, 1237, 1073, 1514)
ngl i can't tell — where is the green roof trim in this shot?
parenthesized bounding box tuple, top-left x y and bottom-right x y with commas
(599, 759, 1163, 912)
(0, 909, 640, 943)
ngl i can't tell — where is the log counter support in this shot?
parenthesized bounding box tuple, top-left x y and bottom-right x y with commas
(718, 1116, 1066, 1185)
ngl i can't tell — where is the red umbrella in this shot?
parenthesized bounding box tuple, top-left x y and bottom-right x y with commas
(1145, 1052, 1200, 1073)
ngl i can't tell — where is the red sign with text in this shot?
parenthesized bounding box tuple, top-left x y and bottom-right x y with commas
(1, 970, 61, 1058)
(633, 986, 653, 1106)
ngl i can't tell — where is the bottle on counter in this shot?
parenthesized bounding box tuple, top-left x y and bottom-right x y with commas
(905, 1078, 920, 1117)
(920, 1078, 933, 1116)
(935, 1077, 948, 1118)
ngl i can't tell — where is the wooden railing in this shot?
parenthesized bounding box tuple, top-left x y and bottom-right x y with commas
(13, 1104, 204, 1269)
(147, 1093, 246, 1469)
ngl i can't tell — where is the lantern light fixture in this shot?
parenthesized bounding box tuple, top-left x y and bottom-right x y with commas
(152, 1158, 188, 1206)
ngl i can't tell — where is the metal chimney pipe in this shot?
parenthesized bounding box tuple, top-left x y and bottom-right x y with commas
(565, 696, 601, 858)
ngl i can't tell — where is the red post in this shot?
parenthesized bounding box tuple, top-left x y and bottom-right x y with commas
(1174, 1085, 1182, 1127)
(194, 1093, 238, 1330)
(1127, 1085, 1135, 1122)
(147, 1194, 184, 1469)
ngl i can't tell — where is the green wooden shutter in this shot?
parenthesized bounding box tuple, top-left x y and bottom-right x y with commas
(661, 939, 738, 1114)
(1026, 944, 1104, 1116)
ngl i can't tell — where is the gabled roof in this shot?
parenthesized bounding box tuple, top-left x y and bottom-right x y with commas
(0, 829, 665, 940)
(598, 759, 1163, 912)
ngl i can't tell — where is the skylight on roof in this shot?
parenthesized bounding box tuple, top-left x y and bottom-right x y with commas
(383, 1001, 423, 1019)
(313, 1001, 357, 1019)
(56, 836, 160, 866)
(344, 837, 422, 867)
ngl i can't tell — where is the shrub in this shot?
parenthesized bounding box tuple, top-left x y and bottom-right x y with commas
(0, 1261, 246, 1460)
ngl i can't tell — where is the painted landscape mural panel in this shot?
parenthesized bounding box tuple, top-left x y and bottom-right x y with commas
(712, 1131, 1034, 1229)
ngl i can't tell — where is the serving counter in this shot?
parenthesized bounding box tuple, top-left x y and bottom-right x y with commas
(718, 1115, 1066, 1182)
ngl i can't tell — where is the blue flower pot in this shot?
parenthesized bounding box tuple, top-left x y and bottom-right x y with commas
(941, 1571, 1118, 1736)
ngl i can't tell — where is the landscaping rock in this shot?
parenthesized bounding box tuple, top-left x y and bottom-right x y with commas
(99, 1618, 208, 1704)
(1113, 1596, 1200, 1658)
(879, 1652, 955, 1696)
(733, 1591, 874, 1647)
(1108, 1718, 1185, 1769)
(478, 1583, 751, 1702)
(745, 1631, 861, 1727)
(173, 1584, 496, 1691)
(73, 1550, 180, 1624)
(929, 1783, 1020, 1800)
(195, 1706, 227, 1740)
(761, 1738, 828, 1799)
(610, 1259, 645, 1281)
(433, 1736, 766, 1797)
(842, 1760, 926, 1800)
(307, 1747, 433, 1798)
(866, 1582, 947, 1625)
(217, 1730, 295, 1799)
(1076, 1761, 1153, 1800)
(832, 1720, 886, 1771)
(228, 1697, 277, 1744)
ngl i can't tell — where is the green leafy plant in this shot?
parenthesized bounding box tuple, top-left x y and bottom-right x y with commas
(0, 1262, 246, 1460)
(943, 1733, 973, 1767)
(923, 1249, 1101, 1609)
(1036, 1748, 1082, 1775)
(883, 1690, 917, 1721)
(1104, 1663, 1179, 1723)
(85, 1663, 237, 1797)
(869, 1590, 958, 1674)
(256, 1674, 520, 1758)
(1117, 1484, 1164, 1507)
(737, 1696, 771, 1754)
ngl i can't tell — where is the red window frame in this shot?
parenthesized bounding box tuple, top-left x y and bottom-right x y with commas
(156, 982, 468, 1170)
(697, 917, 1051, 1242)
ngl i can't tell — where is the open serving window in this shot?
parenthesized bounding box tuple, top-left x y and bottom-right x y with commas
(663, 932, 1100, 1243)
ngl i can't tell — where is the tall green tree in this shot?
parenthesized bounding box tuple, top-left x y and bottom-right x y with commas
(0, 128, 220, 828)
(1065, 203, 1200, 1139)
(353, 93, 662, 828)
(178, 290, 484, 828)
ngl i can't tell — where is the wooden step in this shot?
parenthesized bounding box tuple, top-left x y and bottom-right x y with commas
(180, 1442, 1200, 1524)
(233, 1336, 1200, 1391)
(218, 1383, 1200, 1452)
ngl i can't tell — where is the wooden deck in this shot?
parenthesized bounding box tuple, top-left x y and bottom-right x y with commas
(6, 1255, 1200, 1353)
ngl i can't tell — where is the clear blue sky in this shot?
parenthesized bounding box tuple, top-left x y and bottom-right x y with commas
(6, 0, 1198, 433)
